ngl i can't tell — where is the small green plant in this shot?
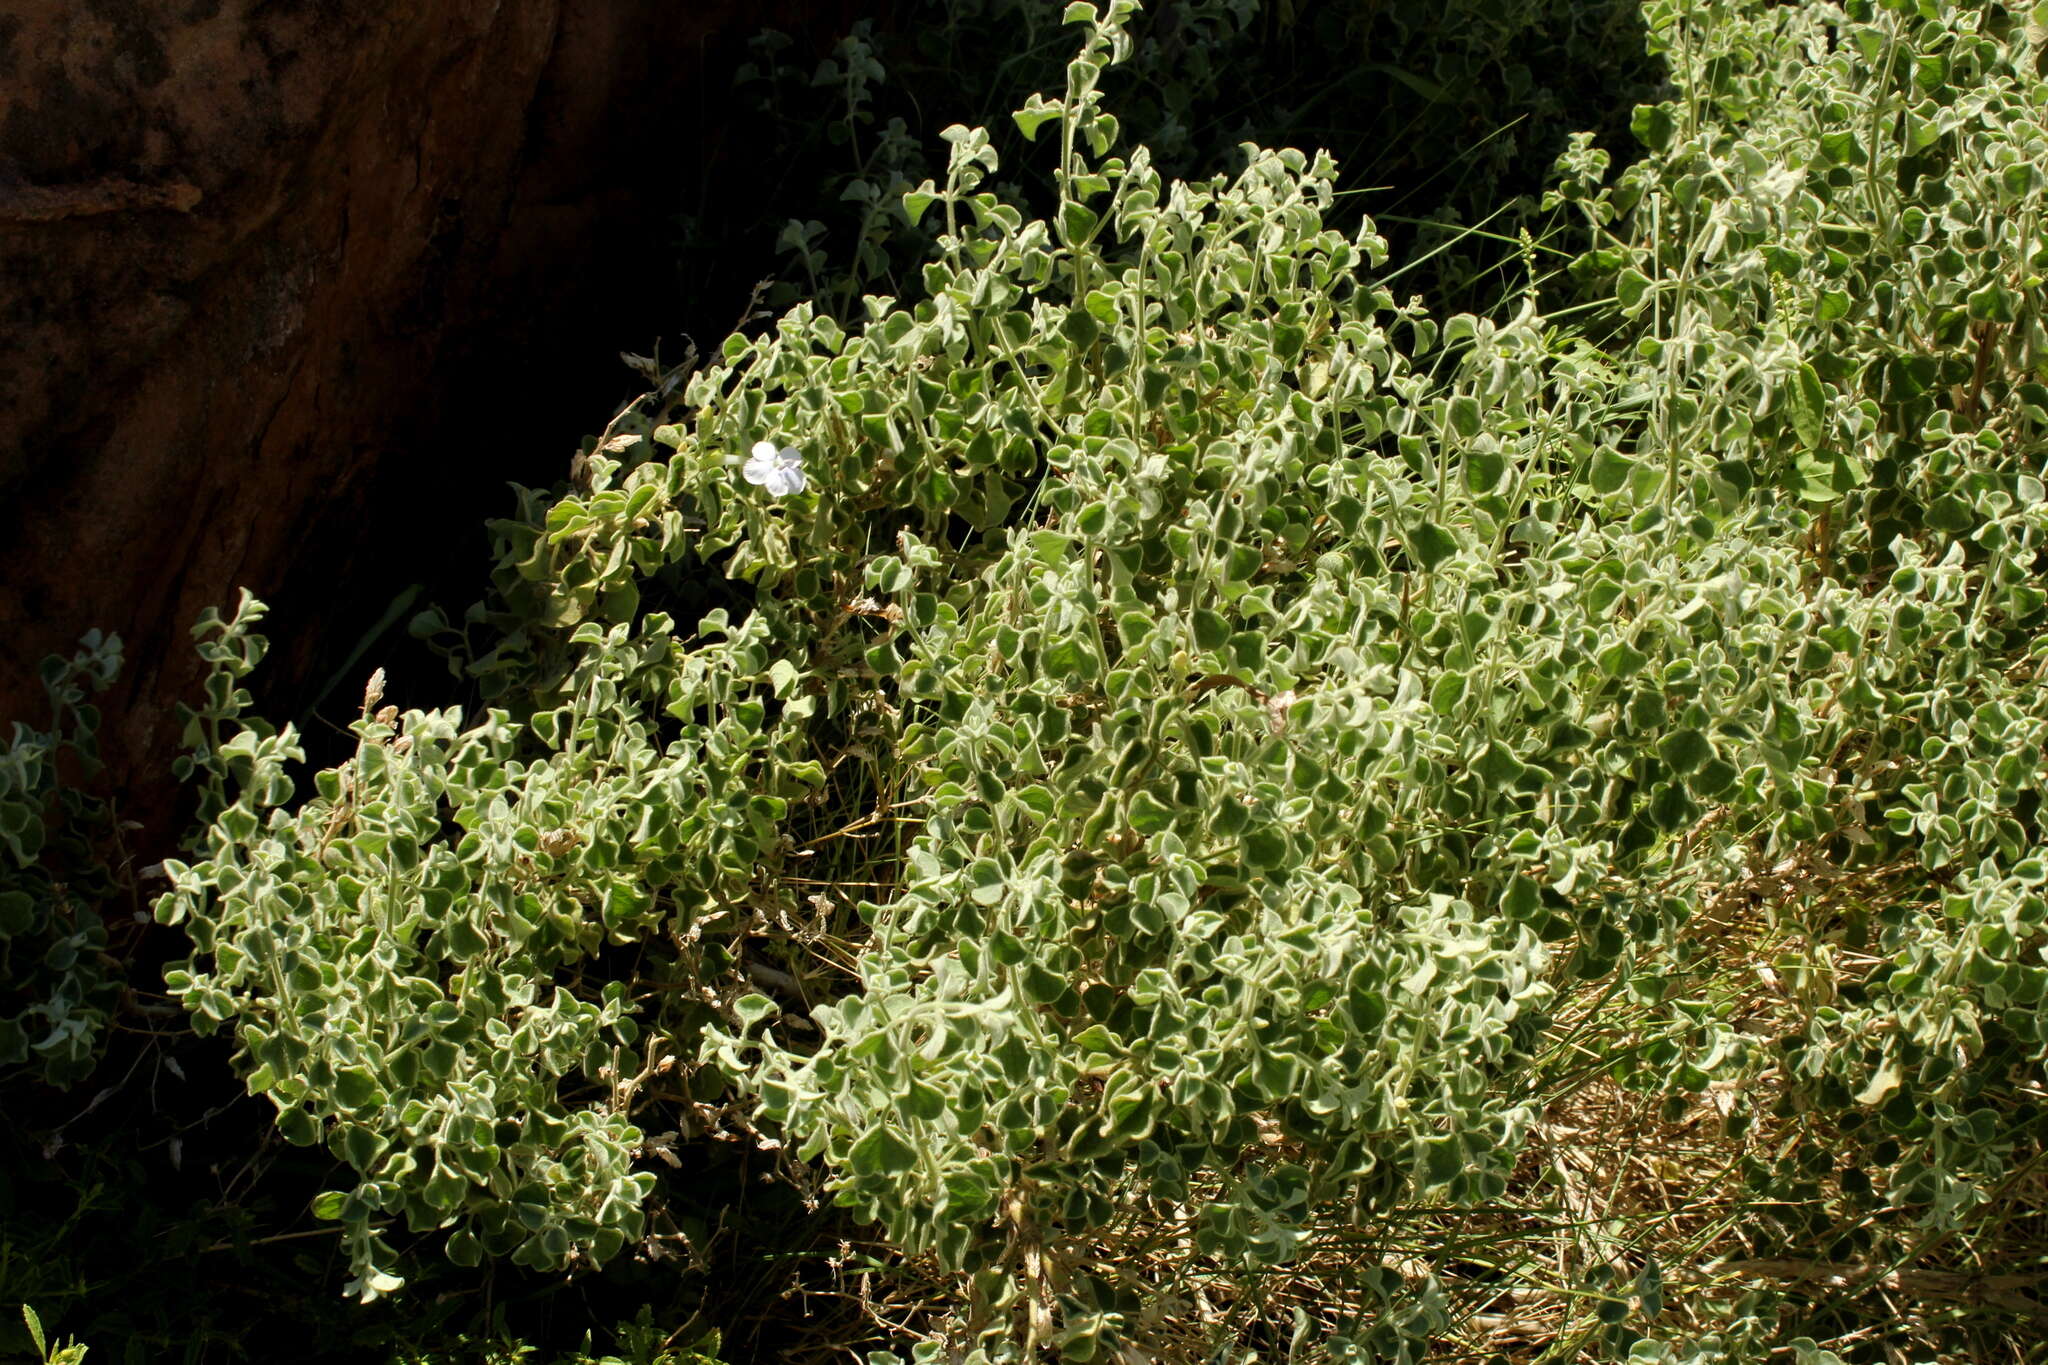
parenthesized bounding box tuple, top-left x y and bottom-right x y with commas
(18, 1305, 87, 1365)
(1, 633, 124, 1089)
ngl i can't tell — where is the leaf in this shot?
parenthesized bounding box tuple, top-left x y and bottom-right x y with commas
(1408, 521, 1457, 571)
(1243, 828, 1289, 870)
(967, 859, 1007, 906)
(1363, 62, 1450, 105)
(1072, 1024, 1116, 1055)
(901, 181, 940, 227)
(1428, 671, 1467, 716)
(1630, 102, 1677, 151)
(1127, 790, 1174, 835)
(1059, 200, 1101, 247)
(1658, 729, 1712, 773)
(1448, 395, 1482, 439)
(1588, 447, 1632, 495)
(1503, 874, 1542, 922)
(446, 1229, 483, 1268)
(1463, 447, 1506, 495)
(902, 1078, 947, 1121)
(1474, 743, 1524, 789)
(1062, 306, 1100, 347)
(0, 889, 33, 935)
(1854, 1056, 1902, 1106)
(1787, 362, 1826, 451)
(333, 1067, 384, 1112)
(1043, 637, 1090, 679)
(849, 1124, 919, 1176)
(1597, 640, 1649, 678)
(1012, 96, 1065, 143)
(1818, 130, 1864, 165)
(1616, 267, 1652, 311)
(24, 1305, 47, 1359)
(1420, 1137, 1461, 1187)
(1924, 494, 1975, 533)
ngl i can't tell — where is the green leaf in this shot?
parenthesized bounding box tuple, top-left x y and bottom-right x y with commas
(1630, 103, 1677, 151)
(1924, 495, 1974, 533)
(1474, 743, 1524, 789)
(1062, 306, 1099, 347)
(1787, 363, 1826, 451)
(1420, 1137, 1461, 1187)
(1598, 640, 1649, 678)
(1588, 447, 1632, 495)
(1012, 97, 1065, 142)
(1818, 130, 1864, 165)
(903, 1079, 946, 1122)
(1428, 671, 1467, 717)
(849, 1124, 919, 1176)
(1658, 729, 1712, 773)
(333, 1067, 384, 1112)
(968, 859, 1007, 906)
(1059, 200, 1101, 247)
(1448, 395, 1482, 439)
(1503, 874, 1542, 922)
(1463, 448, 1506, 495)
(0, 889, 34, 936)
(1127, 790, 1174, 835)
(446, 1228, 483, 1268)
(1616, 267, 1652, 311)
(1409, 521, 1457, 571)
(1072, 1024, 1116, 1055)
(1243, 828, 1289, 870)
(1043, 637, 1090, 679)
(902, 181, 940, 227)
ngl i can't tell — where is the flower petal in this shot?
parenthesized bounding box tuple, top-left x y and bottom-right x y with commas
(751, 439, 780, 460)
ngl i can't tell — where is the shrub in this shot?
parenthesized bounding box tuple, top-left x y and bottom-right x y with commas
(1, 633, 125, 1089)
(153, 0, 2048, 1359)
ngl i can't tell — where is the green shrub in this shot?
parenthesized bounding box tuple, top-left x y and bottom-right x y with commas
(152, 0, 2048, 1359)
(1, 634, 124, 1089)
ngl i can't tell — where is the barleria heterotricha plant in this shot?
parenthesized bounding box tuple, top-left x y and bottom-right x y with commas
(2, 632, 125, 1089)
(152, 0, 2047, 1358)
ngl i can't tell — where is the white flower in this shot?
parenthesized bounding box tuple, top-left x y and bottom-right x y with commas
(743, 439, 806, 496)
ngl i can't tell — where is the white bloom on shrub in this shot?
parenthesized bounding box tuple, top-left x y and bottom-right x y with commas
(743, 439, 806, 496)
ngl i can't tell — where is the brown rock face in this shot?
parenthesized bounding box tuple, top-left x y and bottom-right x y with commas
(0, 0, 842, 844)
